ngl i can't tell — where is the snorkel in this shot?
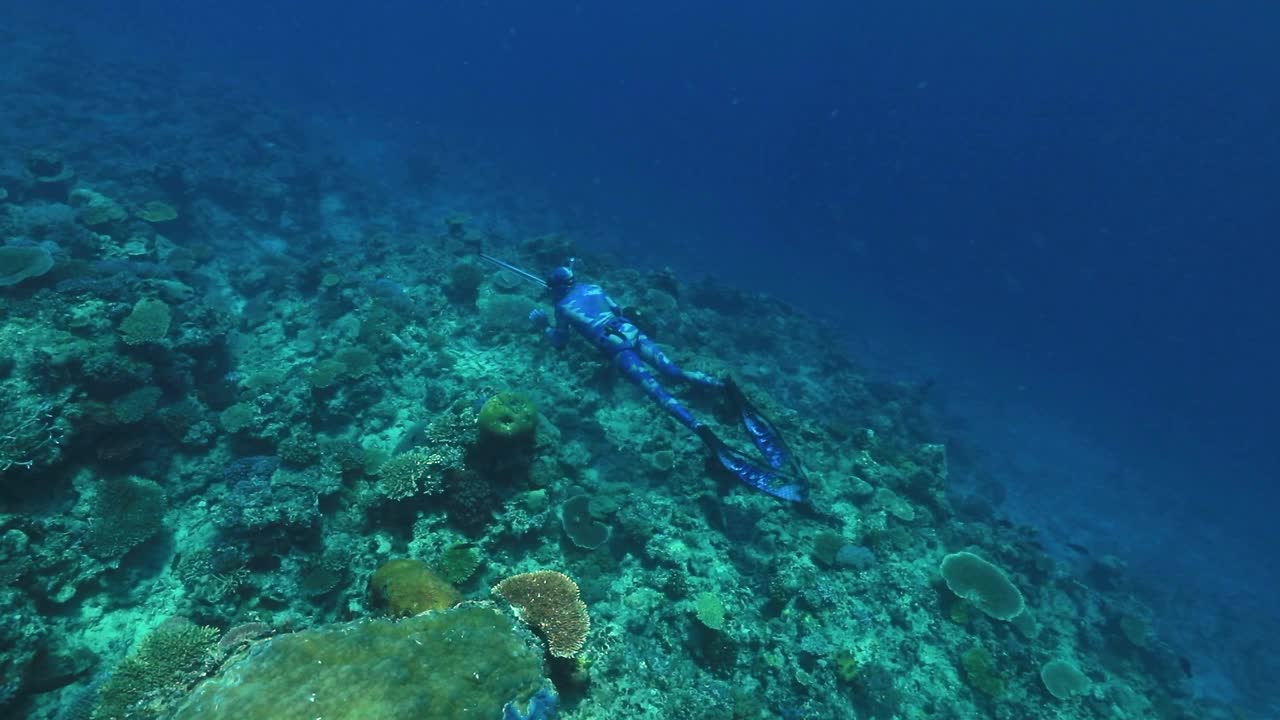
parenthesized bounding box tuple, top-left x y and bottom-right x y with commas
(479, 254, 577, 300)
(478, 254, 549, 288)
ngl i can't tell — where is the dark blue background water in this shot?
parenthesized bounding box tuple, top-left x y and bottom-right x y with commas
(25, 0, 1280, 702)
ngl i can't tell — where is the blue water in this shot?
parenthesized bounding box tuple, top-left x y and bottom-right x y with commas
(8, 0, 1280, 713)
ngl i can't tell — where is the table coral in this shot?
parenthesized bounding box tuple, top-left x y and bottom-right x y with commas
(493, 570, 590, 658)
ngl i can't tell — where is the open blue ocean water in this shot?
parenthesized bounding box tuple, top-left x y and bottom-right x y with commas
(1, 1, 1276, 718)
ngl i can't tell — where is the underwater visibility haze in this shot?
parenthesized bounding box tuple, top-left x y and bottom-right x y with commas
(1, 1, 1277, 718)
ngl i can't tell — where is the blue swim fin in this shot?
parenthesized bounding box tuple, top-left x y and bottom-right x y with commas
(698, 426, 807, 502)
(725, 378, 795, 470)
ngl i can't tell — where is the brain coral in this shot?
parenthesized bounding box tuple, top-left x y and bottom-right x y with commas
(368, 558, 462, 617)
(939, 551, 1026, 621)
(168, 605, 547, 720)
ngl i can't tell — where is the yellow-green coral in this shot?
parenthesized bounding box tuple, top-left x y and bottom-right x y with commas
(368, 559, 462, 617)
(477, 391, 538, 443)
(960, 646, 1005, 698)
(218, 402, 256, 434)
(111, 387, 162, 424)
(168, 606, 545, 720)
(71, 188, 127, 226)
(435, 543, 482, 584)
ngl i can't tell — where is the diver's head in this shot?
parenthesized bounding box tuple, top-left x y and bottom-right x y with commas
(547, 260, 576, 299)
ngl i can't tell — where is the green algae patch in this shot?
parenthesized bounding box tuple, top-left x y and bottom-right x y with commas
(170, 605, 545, 720)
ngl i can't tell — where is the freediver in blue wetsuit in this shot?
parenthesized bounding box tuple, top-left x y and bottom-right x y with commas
(480, 255, 808, 502)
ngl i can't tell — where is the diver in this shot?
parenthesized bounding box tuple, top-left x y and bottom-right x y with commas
(480, 254, 808, 502)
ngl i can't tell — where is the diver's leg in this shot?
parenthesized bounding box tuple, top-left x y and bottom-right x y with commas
(724, 377, 796, 471)
(634, 335, 724, 389)
(613, 348, 704, 432)
(616, 348, 806, 502)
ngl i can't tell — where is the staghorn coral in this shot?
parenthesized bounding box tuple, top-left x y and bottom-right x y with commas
(492, 570, 590, 658)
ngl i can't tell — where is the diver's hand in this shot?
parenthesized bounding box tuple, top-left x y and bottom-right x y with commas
(528, 308, 550, 329)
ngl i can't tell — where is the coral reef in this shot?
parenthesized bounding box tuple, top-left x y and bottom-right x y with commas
(0, 28, 1224, 719)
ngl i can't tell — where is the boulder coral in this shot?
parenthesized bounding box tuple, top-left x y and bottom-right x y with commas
(168, 606, 548, 720)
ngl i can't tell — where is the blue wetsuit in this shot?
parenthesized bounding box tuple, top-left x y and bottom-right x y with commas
(544, 282, 722, 433)
(532, 268, 807, 502)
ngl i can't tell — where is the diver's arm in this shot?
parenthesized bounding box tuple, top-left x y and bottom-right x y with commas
(547, 307, 569, 348)
(530, 307, 567, 348)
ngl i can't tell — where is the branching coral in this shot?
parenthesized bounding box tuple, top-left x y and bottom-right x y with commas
(93, 618, 221, 720)
(377, 448, 450, 500)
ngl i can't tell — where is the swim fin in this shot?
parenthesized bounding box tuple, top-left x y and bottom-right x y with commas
(725, 378, 795, 471)
(697, 426, 807, 502)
